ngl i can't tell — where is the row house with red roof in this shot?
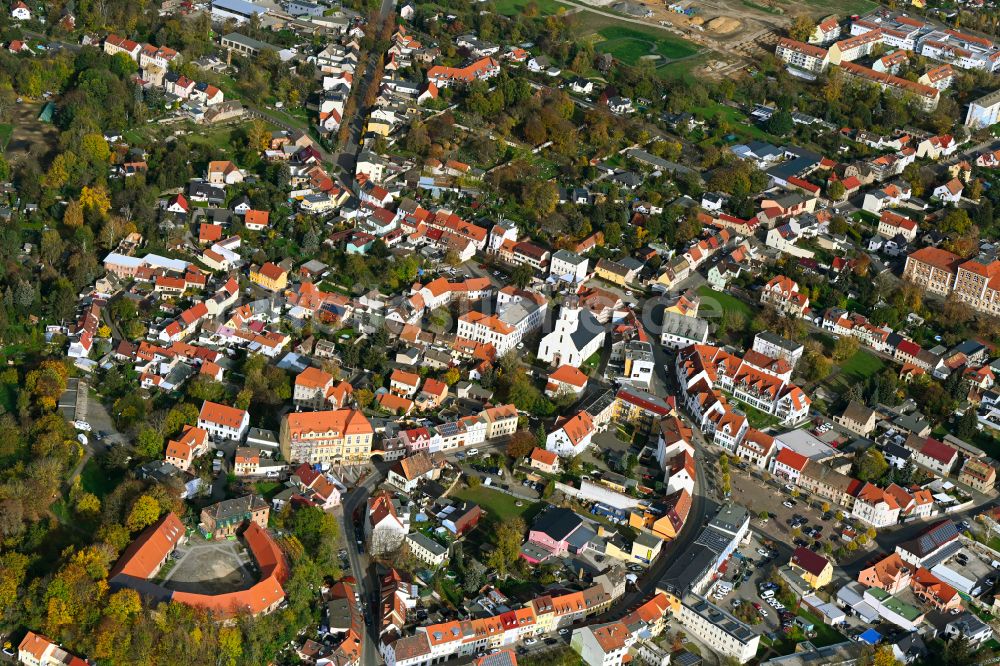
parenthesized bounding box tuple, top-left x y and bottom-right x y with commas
(426, 56, 500, 88)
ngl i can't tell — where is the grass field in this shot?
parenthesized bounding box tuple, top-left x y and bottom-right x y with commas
(837, 349, 884, 383)
(657, 53, 710, 82)
(697, 286, 754, 319)
(593, 25, 698, 64)
(0, 123, 12, 150)
(492, 0, 566, 15)
(452, 485, 543, 524)
(691, 101, 773, 140)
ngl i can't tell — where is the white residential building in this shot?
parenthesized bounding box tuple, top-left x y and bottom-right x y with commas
(549, 249, 590, 284)
(546, 411, 595, 457)
(456, 288, 546, 356)
(197, 400, 249, 442)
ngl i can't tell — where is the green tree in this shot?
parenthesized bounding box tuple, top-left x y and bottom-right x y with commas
(126, 495, 161, 532)
(135, 427, 164, 460)
(487, 517, 525, 577)
(955, 409, 979, 440)
(827, 181, 846, 201)
(855, 448, 889, 482)
(767, 109, 794, 135)
(511, 264, 533, 289)
(788, 14, 815, 41)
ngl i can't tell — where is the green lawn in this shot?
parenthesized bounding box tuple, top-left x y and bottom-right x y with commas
(593, 26, 698, 64)
(452, 485, 543, 523)
(492, 0, 566, 15)
(697, 286, 754, 319)
(574, 13, 698, 64)
(0, 123, 12, 150)
(796, 0, 875, 14)
(837, 350, 884, 384)
(691, 101, 773, 140)
(656, 53, 710, 82)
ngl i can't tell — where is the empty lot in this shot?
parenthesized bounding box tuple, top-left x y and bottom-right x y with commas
(4, 101, 59, 168)
(161, 539, 256, 595)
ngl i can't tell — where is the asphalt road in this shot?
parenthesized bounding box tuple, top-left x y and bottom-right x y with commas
(588, 308, 717, 621)
(334, 0, 398, 185)
(340, 466, 389, 666)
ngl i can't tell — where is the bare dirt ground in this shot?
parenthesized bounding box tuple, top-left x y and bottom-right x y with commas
(4, 101, 59, 168)
(161, 540, 256, 595)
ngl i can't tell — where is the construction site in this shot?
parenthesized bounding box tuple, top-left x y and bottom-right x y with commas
(566, 0, 876, 80)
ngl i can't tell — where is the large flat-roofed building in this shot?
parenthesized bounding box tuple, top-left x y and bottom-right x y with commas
(221, 32, 276, 58)
(966, 89, 1000, 128)
(212, 0, 267, 23)
(677, 596, 759, 664)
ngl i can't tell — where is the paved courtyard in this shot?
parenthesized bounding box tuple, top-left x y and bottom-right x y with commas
(160, 539, 256, 595)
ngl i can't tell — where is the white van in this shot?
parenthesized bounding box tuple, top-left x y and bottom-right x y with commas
(467, 448, 479, 456)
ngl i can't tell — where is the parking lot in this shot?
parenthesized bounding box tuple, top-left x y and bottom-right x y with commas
(702, 532, 787, 634)
(729, 465, 844, 555)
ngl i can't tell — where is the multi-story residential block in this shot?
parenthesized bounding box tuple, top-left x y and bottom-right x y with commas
(798, 460, 857, 509)
(752, 331, 804, 368)
(828, 30, 883, 63)
(426, 57, 500, 87)
(406, 532, 449, 567)
(549, 249, 590, 283)
(920, 30, 1000, 72)
(279, 409, 374, 465)
(775, 38, 830, 73)
(967, 89, 1000, 128)
(250, 262, 288, 291)
(571, 621, 634, 666)
(675, 596, 759, 664)
(233, 447, 261, 476)
(878, 211, 918, 242)
(903, 246, 962, 296)
(810, 17, 842, 45)
(839, 61, 940, 111)
(858, 553, 913, 594)
(760, 275, 810, 317)
(676, 344, 811, 429)
(906, 435, 959, 476)
(660, 311, 709, 350)
(834, 400, 878, 436)
(734, 429, 775, 469)
(294, 366, 352, 410)
(455, 288, 546, 356)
